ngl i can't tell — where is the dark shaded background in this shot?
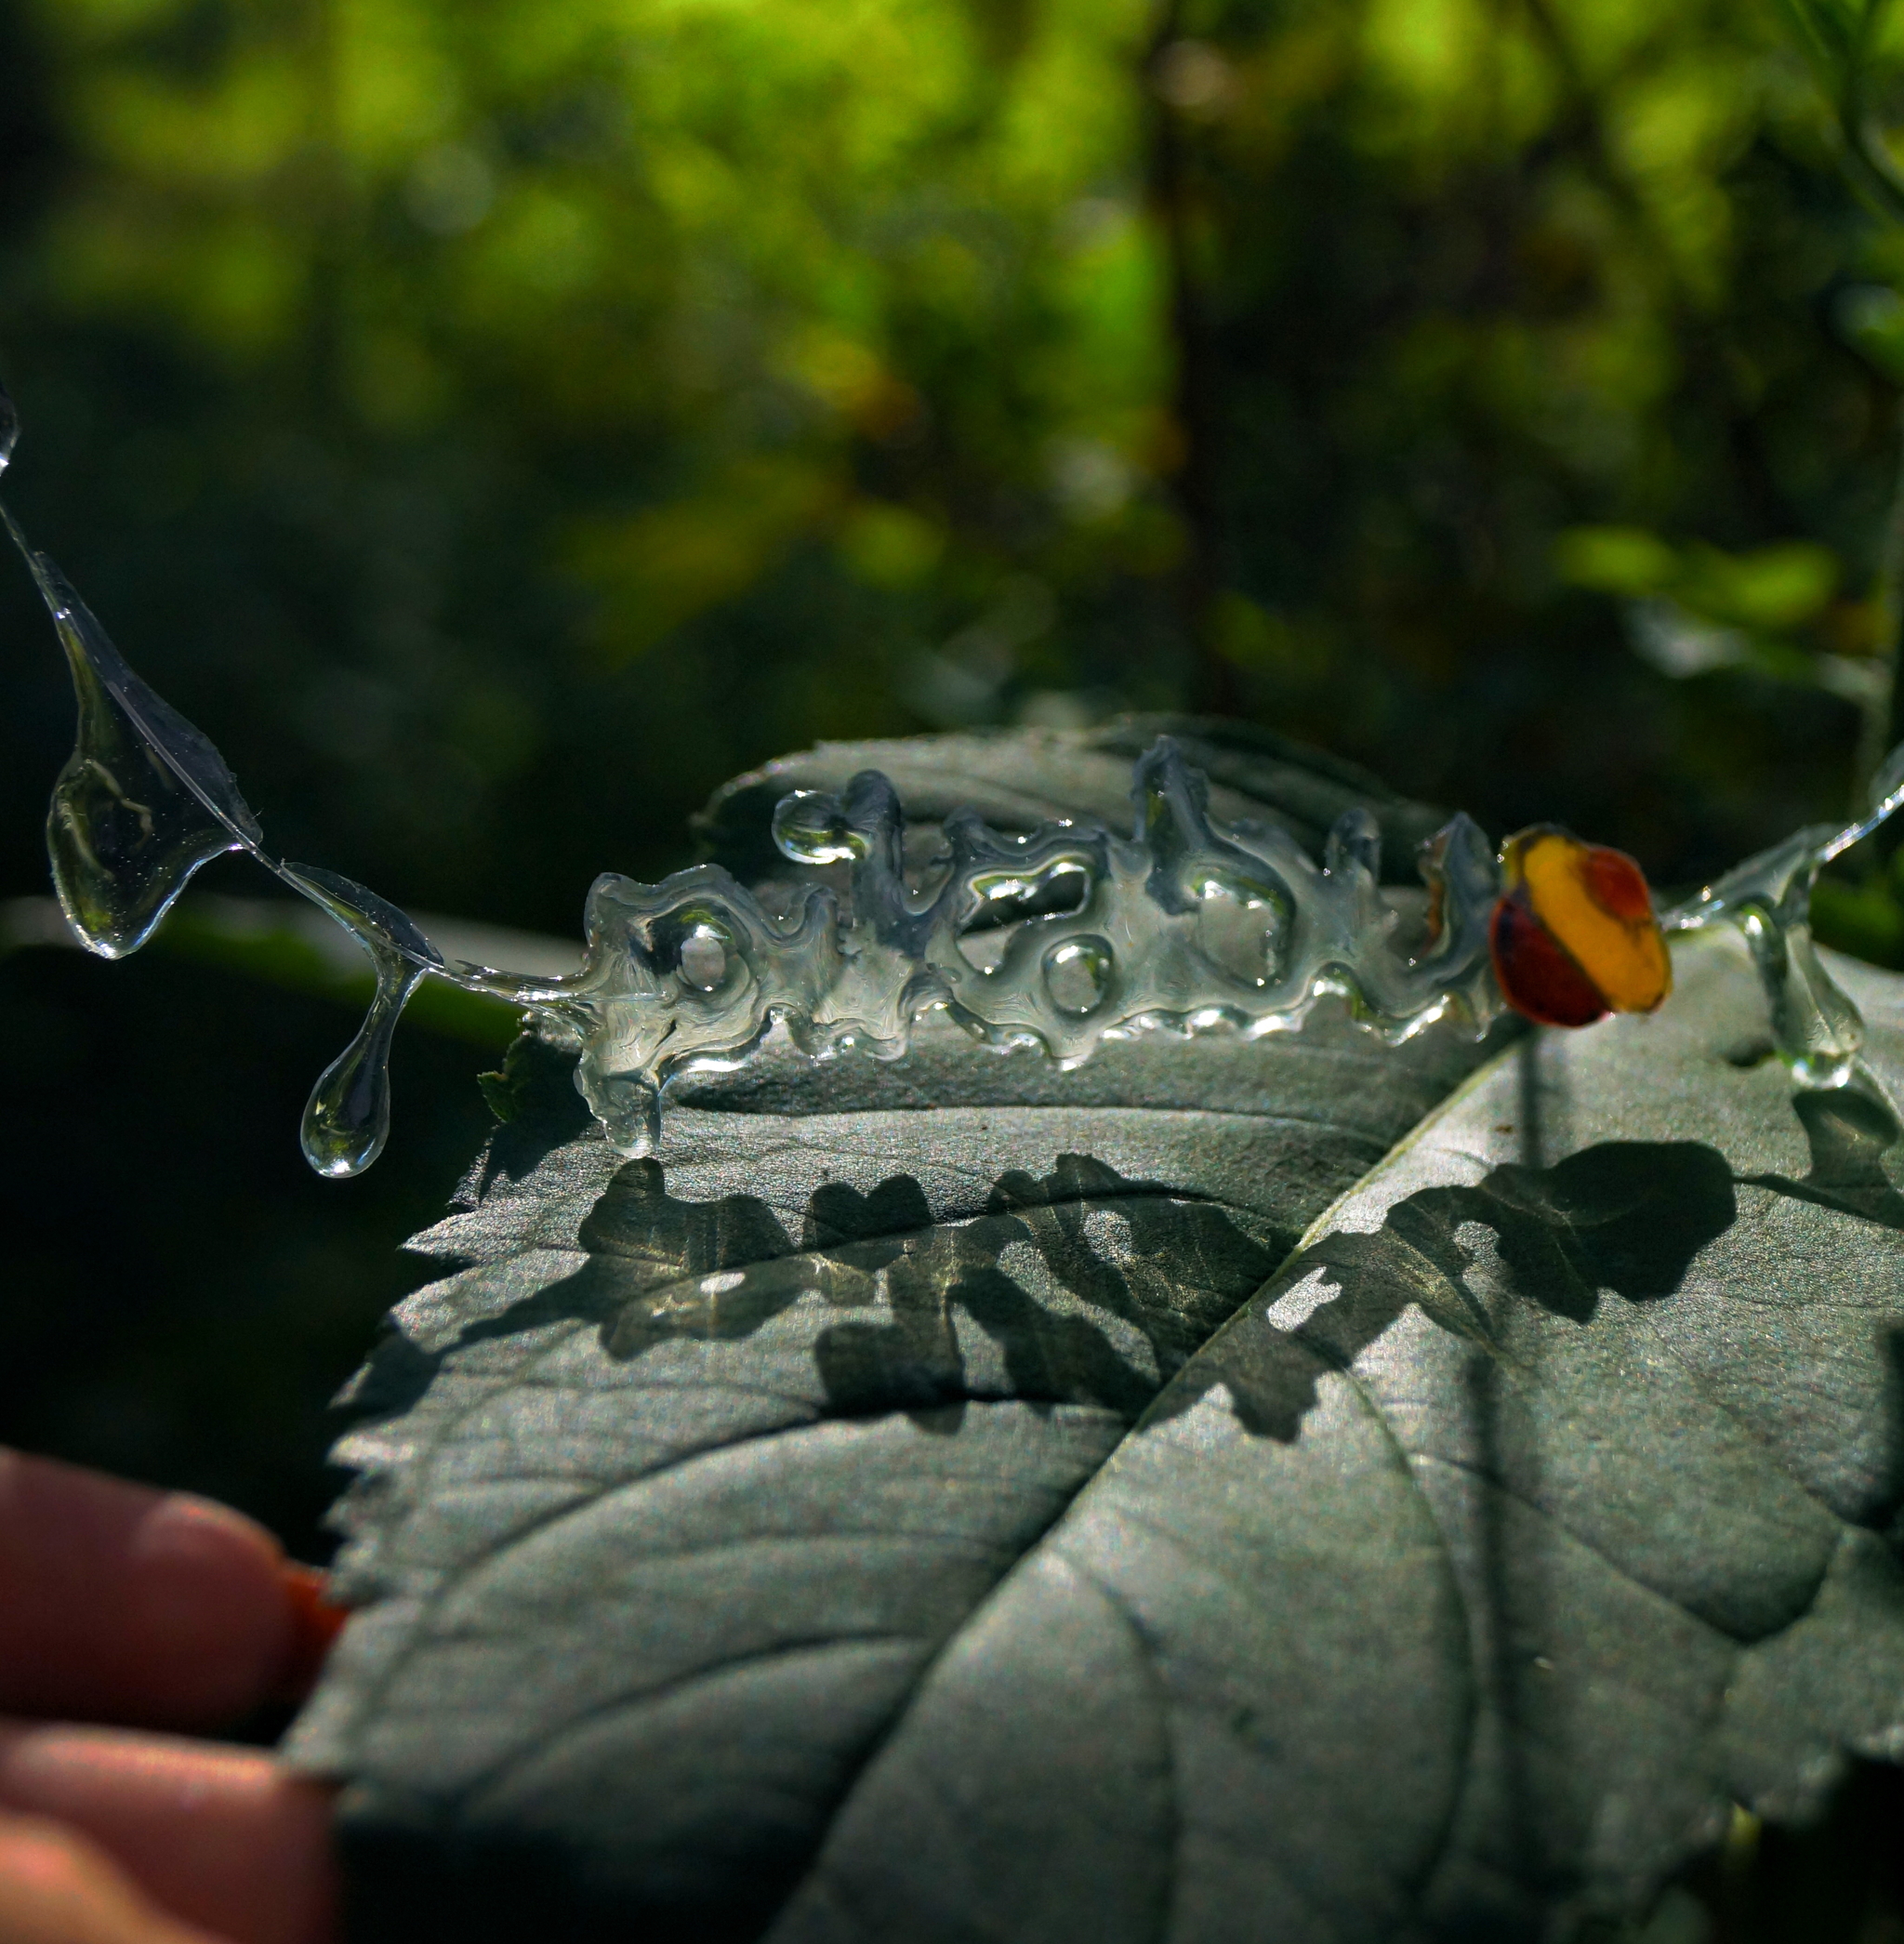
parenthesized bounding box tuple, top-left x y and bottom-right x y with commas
(2, 0, 1901, 1548)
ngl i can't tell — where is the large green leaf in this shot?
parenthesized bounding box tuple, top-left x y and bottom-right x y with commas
(285, 733, 1904, 1942)
(810, 925, 1904, 1944)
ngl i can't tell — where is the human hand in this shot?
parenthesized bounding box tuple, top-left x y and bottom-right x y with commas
(0, 1449, 341, 1944)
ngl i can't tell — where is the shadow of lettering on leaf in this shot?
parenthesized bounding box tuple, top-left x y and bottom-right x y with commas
(1739, 1073, 1904, 1230)
(339, 1160, 809, 1428)
(806, 1157, 1278, 1427)
(354, 1151, 1282, 1434)
(1199, 1142, 1739, 1442)
(604, 1153, 1277, 1426)
(324, 1154, 1283, 1944)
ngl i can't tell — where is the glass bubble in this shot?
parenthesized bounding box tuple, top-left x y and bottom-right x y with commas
(1043, 935, 1114, 1017)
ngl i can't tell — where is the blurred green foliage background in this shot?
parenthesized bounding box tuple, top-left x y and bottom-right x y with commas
(4, 0, 1904, 1569)
(9, 0, 1904, 923)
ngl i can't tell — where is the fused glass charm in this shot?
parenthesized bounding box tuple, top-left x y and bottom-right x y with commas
(1489, 825, 1672, 1028)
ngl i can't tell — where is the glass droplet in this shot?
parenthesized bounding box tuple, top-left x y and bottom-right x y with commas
(4, 508, 266, 957)
(301, 959, 425, 1178)
(44, 623, 251, 955)
(1043, 935, 1113, 1017)
(772, 790, 864, 865)
(583, 1070, 663, 1158)
(678, 921, 730, 992)
(1192, 866, 1289, 987)
(969, 862, 1090, 921)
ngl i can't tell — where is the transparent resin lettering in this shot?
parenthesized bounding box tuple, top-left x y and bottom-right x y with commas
(4, 374, 1897, 1173)
(540, 757, 1505, 1158)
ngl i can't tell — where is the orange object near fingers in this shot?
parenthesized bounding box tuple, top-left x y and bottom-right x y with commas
(271, 1568, 346, 1708)
(1489, 825, 1672, 1028)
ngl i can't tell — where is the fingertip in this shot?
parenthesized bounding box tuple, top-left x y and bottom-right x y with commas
(0, 1451, 295, 1730)
(129, 1491, 284, 1584)
(123, 1495, 293, 1726)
